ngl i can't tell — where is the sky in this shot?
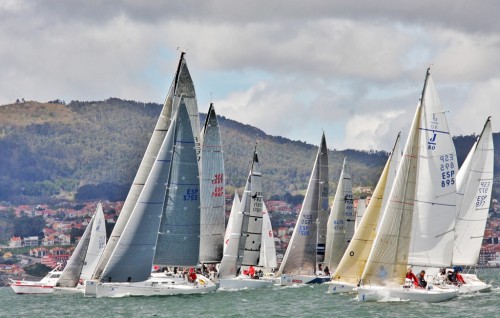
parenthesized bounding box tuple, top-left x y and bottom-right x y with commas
(1, 0, 500, 151)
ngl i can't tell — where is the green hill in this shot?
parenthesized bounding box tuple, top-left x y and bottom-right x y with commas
(0, 98, 498, 203)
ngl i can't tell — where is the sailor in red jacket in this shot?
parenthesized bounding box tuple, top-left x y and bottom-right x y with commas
(405, 267, 418, 287)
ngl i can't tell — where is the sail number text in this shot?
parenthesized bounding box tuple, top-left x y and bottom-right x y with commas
(183, 188, 199, 201)
(439, 153, 455, 188)
(298, 215, 312, 236)
(476, 181, 491, 207)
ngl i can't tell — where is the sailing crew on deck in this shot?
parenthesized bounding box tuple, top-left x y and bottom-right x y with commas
(405, 267, 418, 286)
(418, 270, 427, 288)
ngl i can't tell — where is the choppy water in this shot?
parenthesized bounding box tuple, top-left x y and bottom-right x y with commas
(1, 269, 498, 318)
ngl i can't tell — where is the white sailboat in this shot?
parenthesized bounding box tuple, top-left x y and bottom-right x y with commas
(92, 52, 198, 281)
(278, 133, 330, 286)
(324, 158, 354, 273)
(84, 100, 217, 297)
(10, 203, 107, 295)
(432, 117, 494, 293)
(52, 203, 107, 294)
(357, 68, 459, 302)
(199, 103, 225, 264)
(328, 134, 401, 293)
(218, 148, 273, 290)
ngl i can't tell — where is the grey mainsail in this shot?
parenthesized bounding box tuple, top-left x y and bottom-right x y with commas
(93, 53, 191, 279)
(278, 133, 328, 276)
(219, 149, 263, 278)
(199, 104, 226, 263)
(154, 98, 200, 266)
(56, 215, 94, 287)
(99, 101, 187, 282)
(316, 133, 329, 262)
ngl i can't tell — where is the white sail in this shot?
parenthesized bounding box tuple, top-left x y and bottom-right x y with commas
(324, 157, 354, 271)
(354, 198, 366, 232)
(453, 117, 494, 265)
(278, 133, 328, 276)
(199, 104, 226, 263)
(224, 192, 240, 254)
(259, 202, 278, 270)
(219, 149, 263, 278)
(100, 100, 188, 282)
(80, 203, 107, 280)
(408, 74, 458, 267)
(332, 133, 401, 286)
(93, 53, 190, 279)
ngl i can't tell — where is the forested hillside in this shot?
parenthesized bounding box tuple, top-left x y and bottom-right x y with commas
(0, 99, 498, 203)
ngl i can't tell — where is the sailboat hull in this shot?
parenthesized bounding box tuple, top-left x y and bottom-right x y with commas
(53, 285, 84, 294)
(84, 275, 217, 298)
(327, 281, 357, 293)
(357, 285, 459, 303)
(219, 276, 274, 290)
(9, 280, 55, 294)
(280, 274, 330, 286)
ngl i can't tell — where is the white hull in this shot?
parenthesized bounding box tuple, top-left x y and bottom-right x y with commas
(219, 276, 274, 290)
(327, 281, 357, 293)
(459, 274, 491, 293)
(84, 275, 217, 298)
(357, 285, 459, 303)
(9, 280, 54, 294)
(280, 274, 330, 286)
(53, 285, 84, 295)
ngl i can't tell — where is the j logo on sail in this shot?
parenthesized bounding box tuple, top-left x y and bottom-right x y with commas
(428, 133, 437, 150)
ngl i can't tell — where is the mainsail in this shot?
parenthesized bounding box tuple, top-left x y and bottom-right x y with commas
(278, 133, 328, 276)
(324, 157, 354, 271)
(219, 149, 263, 278)
(408, 71, 458, 267)
(199, 104, 226, 263)
(453, 117, 494, 265)
(93, 52, 193, 279)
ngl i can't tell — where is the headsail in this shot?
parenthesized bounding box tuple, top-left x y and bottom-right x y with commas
(99, 100, 187, 282)
(453, 117, 494, 265)
(259, 202, 278, 270)
(223, 192, 241, 254)
(80, 202, 107, 280)
(332, 133, 401, 286)
(93, 53, 191, 279)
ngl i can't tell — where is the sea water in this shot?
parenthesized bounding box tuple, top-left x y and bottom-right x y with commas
(1, 268, 498, 318)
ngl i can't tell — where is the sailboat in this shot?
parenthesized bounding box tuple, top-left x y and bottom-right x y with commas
(92, 52, 198, 281)
(52, 203, 107, 294)
(10, 203, 106, 294)
(328, 134, 401, 293)
(218, 148, 273, 290)
(84, 100, 217, 297)
(278, 133, 330, 286)
(323, 158, 354, 274)
(431, 117, 494, 293)
(199, 104, 226, 264)
(357, 68, 459, 302)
